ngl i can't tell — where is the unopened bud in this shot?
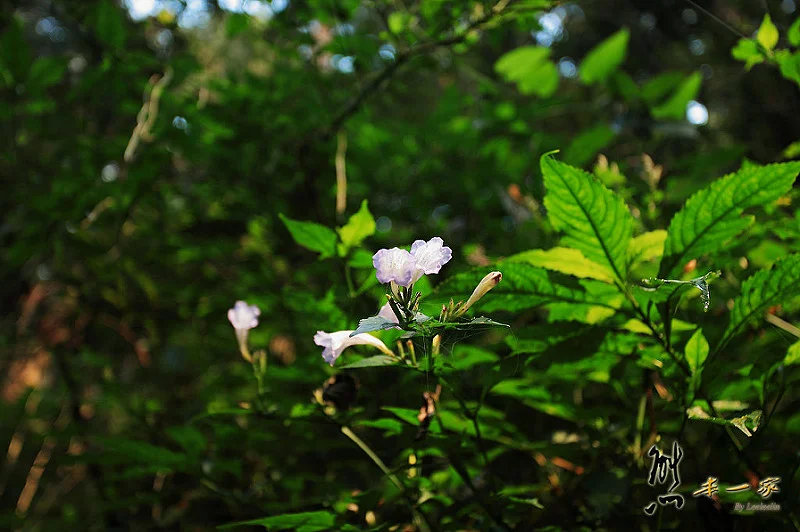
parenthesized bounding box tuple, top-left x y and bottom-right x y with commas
(456, 271, 502, 316)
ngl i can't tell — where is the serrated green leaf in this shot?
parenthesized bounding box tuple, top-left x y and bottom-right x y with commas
(757, 14, 779, 51)
(431, 263, 623, 322)
(495, 46, 559, 97)
(279, 214, 337, 258)
(718, 254, 800, 352)
(508, 247, 614, 283)
(579, 29, 629, 85)
(339, 355, 399, 369)
(218, 511, 335, 531)
(659, 161, 800, 278)
(541, 154, 633, 284)
(628, 230, 667, 269)
(789, 17, 800, 47)
(563, 125, 617, 167)
(650, 71, 701, 120)
(337, 199, 375, 252)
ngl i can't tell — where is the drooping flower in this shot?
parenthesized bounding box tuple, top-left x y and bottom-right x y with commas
(456, 271, 502, 316)
(409, 237, 452, 283)
(372, 247, 416, 287)
(228, 301, 260, 355)
(314, 330, 394, 366)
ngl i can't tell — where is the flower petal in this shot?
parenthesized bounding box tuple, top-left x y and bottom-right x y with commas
(410, 237, 452, 282)
(372, 247, 416, 287)
(314, 330, 393, 366)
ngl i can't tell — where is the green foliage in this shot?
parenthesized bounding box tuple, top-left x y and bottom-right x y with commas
(659, 161, 800, 278)
(579, 29, 629, 84)
(5, 1, 800, 530)
(541, 153, 633, 283)
(494, 46, 559, 97)
(720, 254, 800, 351)
(279, 214, 339, 258)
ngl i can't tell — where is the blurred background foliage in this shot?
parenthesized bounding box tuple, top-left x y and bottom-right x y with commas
(2, 0, 800, 530)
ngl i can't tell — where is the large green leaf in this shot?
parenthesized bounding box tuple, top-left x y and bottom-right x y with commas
(508, 247, 614, 283)
(431, 262, 623, 323)
(659, 161, 800, 278)
(540, 154, 633, 284)
(717, 254, 800, 352)
(279, 214, 338, 258)
(494, 46, 559, 98)
(579, 29, 629, 85)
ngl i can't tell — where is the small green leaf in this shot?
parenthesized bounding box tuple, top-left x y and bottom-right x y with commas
(776, 50, 800, 86)
(279, 214, 337, 258)
(789, 17, 800, 47)
(563, 125, 617, 167)
(339, 355, 399, 369)
(508, 247, 614, 283)
(495, 46, 559, 97)
(757, 14, 779, 51)
(732, 39, 765, 69)
(218, 511, 335, 531)
(650, 71, 701, 120)
(685, 329, 708, 394)
(784, 341, 800, 366)
(337, 199, 376, 253)
(579, 29, 630, 85)
(351, 315, 398, 336)
(27, 57, 67, 92)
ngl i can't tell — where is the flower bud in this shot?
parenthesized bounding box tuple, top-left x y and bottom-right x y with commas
(456, 271, 502, 316)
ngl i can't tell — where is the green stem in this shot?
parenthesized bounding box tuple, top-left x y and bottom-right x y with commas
(340, 426, 433, 532)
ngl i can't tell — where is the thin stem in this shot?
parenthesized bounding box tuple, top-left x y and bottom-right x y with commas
(340, 426, 433, 532)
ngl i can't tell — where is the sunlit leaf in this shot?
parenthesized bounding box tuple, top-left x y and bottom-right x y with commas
(659, 161, 800, 278)
(541, 153, 633, 284)
(495, 46, 559, 97)
(579, 29, 629, 85)
(719, 254, 800, 351)
(279, 214, 338, 258)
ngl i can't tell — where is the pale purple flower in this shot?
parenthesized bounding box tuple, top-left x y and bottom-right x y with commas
(228, 300, 260, 349)
(378, 302, 400, 324)
(372, 247, 416, 287)
(314, 330, 394, 366)
(410, 237, 452, 283)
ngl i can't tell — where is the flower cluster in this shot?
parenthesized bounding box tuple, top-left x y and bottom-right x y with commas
(372, 237, 452, 288)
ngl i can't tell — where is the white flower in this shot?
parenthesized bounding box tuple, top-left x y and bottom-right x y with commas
(228, 301, 260, 350)
(372, 247, 416, 287)
(409, 237, 452, 283)
(314, 330, 394, 366)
